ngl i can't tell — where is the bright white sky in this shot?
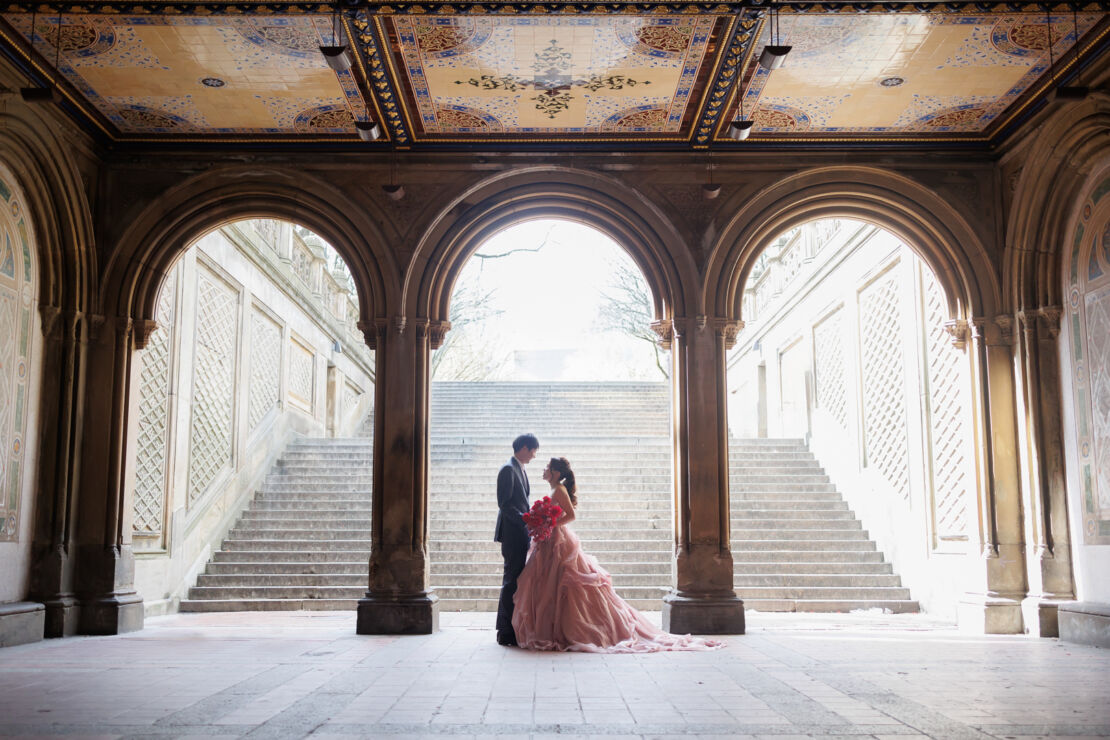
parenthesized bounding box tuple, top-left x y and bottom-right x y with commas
(460, 219, 636, 352)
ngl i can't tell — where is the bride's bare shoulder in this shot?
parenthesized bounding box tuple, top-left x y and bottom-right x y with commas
(552, 485, 573, 507)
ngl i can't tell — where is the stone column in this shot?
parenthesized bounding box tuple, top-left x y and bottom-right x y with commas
(1014, 307, 1075, 636)
(28, 307, 87, 637)
(957, 317, 1025, 633)
(71, 314, 144, 635)
(355, 317, 442, 634)
(657, 316, 746, 634)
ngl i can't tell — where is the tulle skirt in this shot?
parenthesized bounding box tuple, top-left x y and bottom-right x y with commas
(511, 526, 724, 653)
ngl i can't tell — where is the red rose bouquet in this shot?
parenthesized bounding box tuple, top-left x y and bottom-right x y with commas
(521, 496, 563, 542)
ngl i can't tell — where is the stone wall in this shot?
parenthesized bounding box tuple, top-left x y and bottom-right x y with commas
(728, 220, 976, 620)
(129, 221, 373, 616)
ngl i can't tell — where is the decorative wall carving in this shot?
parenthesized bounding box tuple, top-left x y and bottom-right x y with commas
(813, 307, 848, 430)
(923, 267, 970, 542)
(133, 266, 177, 539)
(0, 170, 36, 542)
(187, 266, 239, 507)
(288, 336, 315, 413)
(248, 308, 282, 431)
(859, 264, 910, 501)
(1066, 176, 1110, 545)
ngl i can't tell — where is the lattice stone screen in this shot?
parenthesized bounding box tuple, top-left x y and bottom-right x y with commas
(187, 267, 239, 506)
(922, 268, 970, 541)
(859, 265, 911, 501)
(288, 337, 315, 413)
(248, 309, 282, 432)
(813, 308, 848, 430)
(133, 268, 178, 538)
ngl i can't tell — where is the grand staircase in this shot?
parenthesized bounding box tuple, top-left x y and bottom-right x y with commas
(180, 382, 917, 614)
(730, 439, 918, 612)
(179, 437, 372, 611)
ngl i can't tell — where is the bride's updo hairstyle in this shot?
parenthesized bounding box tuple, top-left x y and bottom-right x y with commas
(549, 457, 577, 505)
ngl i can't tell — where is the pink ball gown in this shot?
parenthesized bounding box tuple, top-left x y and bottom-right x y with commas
(511, 521, 725, 653)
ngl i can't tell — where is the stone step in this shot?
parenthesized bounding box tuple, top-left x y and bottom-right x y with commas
(732, 491, 845, 501)
(255, 491, 373, 500)
(226, 528, 372, 539)
(732, 549, 884, 562)
(730, 465, 824, 474)
(180, 599, 358, 612)
(731, 483, 837, 493)
(733, 561, 893, 574)
(188, 586, 365, 600)
(241, 509, 372, 519)
(731, 529, 868, 541)
(236, 516, 373, 527)
(212, 549, 371, 562)
(727, 518, 861, 530)
(197, 574, 366, 587)
(220, 539, 371, 552)
(732, 509, 856, 520)
(250, 500, 372, 512)
(730, 500, 849, 511)
(735, 586, 913, 600)
(429, 539, 667, 553)
(731, 539, 877, 551)
(733, 574, 905, 587)
(434, 549, 671, 563)
(740, 599, 920, 613)
(207, 561, 368, 575)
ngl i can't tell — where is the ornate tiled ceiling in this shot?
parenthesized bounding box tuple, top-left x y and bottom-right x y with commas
(0, 3, 1107, 148)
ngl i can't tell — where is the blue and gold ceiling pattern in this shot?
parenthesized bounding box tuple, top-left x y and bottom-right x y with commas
(0, 2, 1107, 147)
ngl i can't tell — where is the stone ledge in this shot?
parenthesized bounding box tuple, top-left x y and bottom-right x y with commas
(1059, 601, 1110, 649)
(0, 601, 45, 648)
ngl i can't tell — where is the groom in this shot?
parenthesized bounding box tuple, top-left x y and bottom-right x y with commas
(494, 433, 539, 646)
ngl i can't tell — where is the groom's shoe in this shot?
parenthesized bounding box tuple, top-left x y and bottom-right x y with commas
(496, 631, 518, 647)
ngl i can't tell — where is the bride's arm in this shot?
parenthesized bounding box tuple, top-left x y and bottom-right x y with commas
(553, 486, 575, 526)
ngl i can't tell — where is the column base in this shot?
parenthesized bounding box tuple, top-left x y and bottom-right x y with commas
(1058, 601, 1110, 649)
(958, 592, 1023, 634)
(662, 592, 745, 635)
(78, 592, 144, 635)
(0, 602, 45, 647)
(357, 592, 439, 635)
(43, 594, 80, 638)
(1021, 595, 1066, 638)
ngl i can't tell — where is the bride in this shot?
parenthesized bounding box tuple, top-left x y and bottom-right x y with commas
(511, 457, 724, 653)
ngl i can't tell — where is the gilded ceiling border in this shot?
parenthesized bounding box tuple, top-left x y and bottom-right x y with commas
(3, 2, 1110, 15)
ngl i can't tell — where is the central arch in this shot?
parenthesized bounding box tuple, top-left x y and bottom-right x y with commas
(407, 168, 696, 328)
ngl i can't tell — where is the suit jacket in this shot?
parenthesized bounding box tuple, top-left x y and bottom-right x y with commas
(494, 457, 530, 543)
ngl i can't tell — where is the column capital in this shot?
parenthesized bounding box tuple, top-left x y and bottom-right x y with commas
(357, 318, 390, 350)
(710, 318, 744, 350)
(1038, 305, 1062, 339)
(650, 319, 673, 350)
(944, 319, 969, 350)
(132, 319, 159, 350)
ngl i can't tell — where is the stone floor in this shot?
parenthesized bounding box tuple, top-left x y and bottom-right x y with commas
(0, 610, 1107, 739)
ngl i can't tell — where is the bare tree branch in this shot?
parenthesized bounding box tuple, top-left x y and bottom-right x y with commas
(597, 257, 670, 379)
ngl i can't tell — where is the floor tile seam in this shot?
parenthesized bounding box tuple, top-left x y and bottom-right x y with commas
(153, 663, 315, 727)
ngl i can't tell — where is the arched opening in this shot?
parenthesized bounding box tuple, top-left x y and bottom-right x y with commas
(427, 218, 674, 612)
(126, 218, 375, 614)
(726, 217, 976, 620)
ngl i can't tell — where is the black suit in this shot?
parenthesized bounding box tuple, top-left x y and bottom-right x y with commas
(494, 457, 530, 640)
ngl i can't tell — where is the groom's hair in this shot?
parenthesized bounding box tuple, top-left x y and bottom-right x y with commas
(512, 433, 539, 452)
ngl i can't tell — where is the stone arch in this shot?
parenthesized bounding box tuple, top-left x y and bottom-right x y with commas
(406, 167, 696, 330)
(1005, 94, 1110, 313)
(0, 108, 95, 314)
(101, 167, 399, 339)
(705, 166, 999, 326)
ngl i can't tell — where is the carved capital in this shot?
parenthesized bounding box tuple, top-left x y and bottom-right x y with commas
(357, 318, 389, 351)
(39, 304, 63, 340)
(133, 319, 159, 350)
(1037, 305, 1062, 339)
(993, 315, 1015, 346)
(711, 318, 744, 350)
(87, 314, 108, 345)
(650, 319, 673, 350)
(428, 320, 451, 350)
(943, 319, 968, 350)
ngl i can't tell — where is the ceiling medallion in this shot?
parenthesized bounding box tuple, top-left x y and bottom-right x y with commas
(879, 76, 905, 87)
(201, 77, 226, 88)
(452, 38, 650, 120)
